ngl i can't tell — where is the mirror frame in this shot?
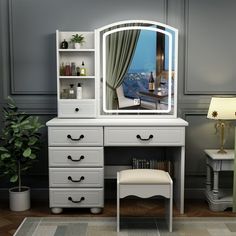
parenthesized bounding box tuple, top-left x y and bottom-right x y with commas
(95, 20, 178, 118)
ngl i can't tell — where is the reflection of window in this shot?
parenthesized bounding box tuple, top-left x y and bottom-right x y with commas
(122, 30, 156, 99)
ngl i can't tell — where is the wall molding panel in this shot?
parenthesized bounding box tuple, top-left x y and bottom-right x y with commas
(184, 0, 236, 95)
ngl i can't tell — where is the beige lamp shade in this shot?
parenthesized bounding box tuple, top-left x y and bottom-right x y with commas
(207, 97, 236, 120)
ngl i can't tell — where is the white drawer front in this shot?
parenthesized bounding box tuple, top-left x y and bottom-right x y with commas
(58, 100, 96, 118)
(49, 147, 103, 167)
(49, 168, 103, 187)
(50, 188, 103, 208)
(48, 127, 103, 146)
(104, 127, 185, 146)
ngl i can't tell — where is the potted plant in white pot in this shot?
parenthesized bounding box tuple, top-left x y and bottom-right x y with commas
(70, 33, 85, 49)
(0, 97, 44, 211)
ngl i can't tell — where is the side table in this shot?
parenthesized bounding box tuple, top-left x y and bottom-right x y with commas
(205, 149, 234, 211)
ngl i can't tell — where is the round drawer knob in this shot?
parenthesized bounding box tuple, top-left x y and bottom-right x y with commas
(75, 107, 79, 112)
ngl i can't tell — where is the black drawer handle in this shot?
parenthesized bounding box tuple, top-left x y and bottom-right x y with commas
(67, 155, 85, 162)
(67, 134, 84, 141)
(136, 134, 153, 141)
(68, 196, 85, 203)
(68, 176, 85, 182)
(75, 107, 79, 112)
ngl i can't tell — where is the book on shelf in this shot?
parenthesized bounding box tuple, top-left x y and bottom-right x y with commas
(132, 158, 173, 177)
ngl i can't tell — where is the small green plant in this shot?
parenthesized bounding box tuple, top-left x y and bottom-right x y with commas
(0, 97, 44, 191)
(70, 34, 85, 45)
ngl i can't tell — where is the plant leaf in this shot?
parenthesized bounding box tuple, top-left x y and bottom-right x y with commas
(15, 140, 23, 148)
(23, 148, 31, 157)
(1, 153, 11, 160)
(28, 137, 38, 146)
(29, 153, 36, 159)
(10, 175, 18, 183)
(0, 147, 9, 152)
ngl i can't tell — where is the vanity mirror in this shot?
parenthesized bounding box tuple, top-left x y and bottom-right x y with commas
(96, 20, 178, 117)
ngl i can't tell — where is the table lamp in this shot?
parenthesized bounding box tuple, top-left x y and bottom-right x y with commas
(207, 97, 236, 153)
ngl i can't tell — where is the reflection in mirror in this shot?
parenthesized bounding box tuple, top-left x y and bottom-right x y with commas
(98, 21, 178, 117)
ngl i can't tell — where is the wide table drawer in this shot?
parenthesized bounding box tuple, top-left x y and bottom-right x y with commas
(48, 126, 103, 146)
(49, 168, 103, 187)
(49, 147, 103, 167)
(104, 127, 185, 146)
(50, 188, 103, 208)
(58, 100, 96, 118)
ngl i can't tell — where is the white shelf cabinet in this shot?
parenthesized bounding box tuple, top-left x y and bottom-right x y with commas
(56, 30, 96, 118)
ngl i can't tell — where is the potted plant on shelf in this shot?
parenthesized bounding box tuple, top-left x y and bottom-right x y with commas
(0, 97, 44, 211)
(70, 33, 85, 49)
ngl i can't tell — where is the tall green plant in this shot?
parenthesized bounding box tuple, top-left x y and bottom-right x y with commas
(0, 97, 44, 191)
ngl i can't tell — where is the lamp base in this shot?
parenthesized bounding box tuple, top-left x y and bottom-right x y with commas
(217, 148, 227, 154)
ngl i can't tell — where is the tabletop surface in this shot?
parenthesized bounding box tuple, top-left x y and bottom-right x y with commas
(204, 149, 235, 160)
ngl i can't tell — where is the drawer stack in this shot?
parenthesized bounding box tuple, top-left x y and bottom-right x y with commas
(48, 126, 104, 214)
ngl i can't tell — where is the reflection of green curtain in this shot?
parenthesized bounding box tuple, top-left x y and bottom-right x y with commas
(106, 28, 140, 110)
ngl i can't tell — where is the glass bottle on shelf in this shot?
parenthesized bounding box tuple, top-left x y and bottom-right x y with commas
(60, 62, 65, 76)
(60, 39, 68, 49)
(71, 62, 77, 76)
(80, 61, 87, 76)
(76, 66, 80, 76)
(68, 84, 76, 99)
(65, 62, 71, 76)
(76, 83, 82, 99)
(61, 88, 68, 99)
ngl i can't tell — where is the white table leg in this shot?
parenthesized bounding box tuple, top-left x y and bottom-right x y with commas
(206, 164, 211, 191)
(213, 171, 219, 200)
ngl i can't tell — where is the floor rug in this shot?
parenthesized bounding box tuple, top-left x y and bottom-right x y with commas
(14, 217, 236, 236)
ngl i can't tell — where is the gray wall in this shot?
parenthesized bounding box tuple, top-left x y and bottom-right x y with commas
(0, 0, 236, 200)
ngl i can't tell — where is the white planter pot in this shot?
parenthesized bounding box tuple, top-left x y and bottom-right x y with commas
(9, 186, 30, 211)
(74, 43, 81, 49)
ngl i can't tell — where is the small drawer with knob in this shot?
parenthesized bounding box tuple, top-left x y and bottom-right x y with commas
(49, 147, 103, 167)
(48, 126, 103, 146)
(49, 168, 103, 187)
(58, 100, 96, 118)
(49, 188, 103, 208)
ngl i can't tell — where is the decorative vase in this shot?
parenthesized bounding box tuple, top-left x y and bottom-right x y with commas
(9, 186, 30, 211)
(74, 43, 81, 49)
(60, 39, 68, 49)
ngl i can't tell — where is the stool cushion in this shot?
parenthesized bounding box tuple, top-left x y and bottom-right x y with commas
(119, 169, 171, 185)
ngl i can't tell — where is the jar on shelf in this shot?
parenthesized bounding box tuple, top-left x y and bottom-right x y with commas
(61, 88, 69, 99)
(65, 62, 71, 76)
(60, 39, 68, 49)
(76, 67, 80, 76)
(68, 84, 76, 99)
(60, 63, 65, 76)
(71, 62, 77, 76)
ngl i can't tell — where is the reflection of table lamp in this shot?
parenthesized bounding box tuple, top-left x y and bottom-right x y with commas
(207, 97, 236, 154)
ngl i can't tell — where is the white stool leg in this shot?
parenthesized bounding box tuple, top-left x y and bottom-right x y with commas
(117, 173, 120, 232)
(168, 182, 173, 232)
(169, 196, 173, 232)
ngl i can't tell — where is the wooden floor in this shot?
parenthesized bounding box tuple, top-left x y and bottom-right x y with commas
(0, 199, 235, 236)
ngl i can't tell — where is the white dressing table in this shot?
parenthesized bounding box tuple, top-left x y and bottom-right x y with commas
(47, 118, 188, 214)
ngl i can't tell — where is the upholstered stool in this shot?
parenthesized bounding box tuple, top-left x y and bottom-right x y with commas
(117, 169, 173, 232)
